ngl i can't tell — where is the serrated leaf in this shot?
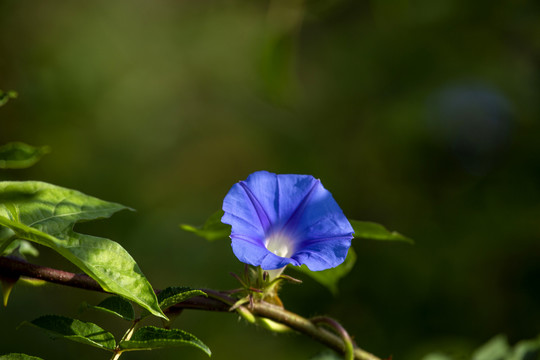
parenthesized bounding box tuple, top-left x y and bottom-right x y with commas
(472, 335, 510, 360)
(25, 315, 116, 351)
(157, 287, 207, 311)
(0, 354, 44, 360)
(0, 181, 165, 319)
(120, 326, 211, 356)
(290, 247, 357, 295)
(84, 296, 135, 321)
(179, 210, 231, 241)
(0, 143, 50, 169)
(0, 90, 17, 107)
(350, 220, 414, 244)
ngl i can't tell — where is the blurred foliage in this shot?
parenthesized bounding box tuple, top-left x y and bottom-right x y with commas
(0, 142, 50, 169)
(1, 0, 540, 359)
(0, 90, 17, 107)
(423, 334, 540, 360)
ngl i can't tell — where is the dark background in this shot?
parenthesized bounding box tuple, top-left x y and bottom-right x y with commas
(1, 1, 540, 359)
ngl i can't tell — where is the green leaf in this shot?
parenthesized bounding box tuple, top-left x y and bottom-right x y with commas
(0, 142, 50, 169)
(0, 181, 165, 319)
(309, 351, 345, 360)
(0, 90, 17, 107)
(25, 315, 116, 351)
(421, 354, 454, 360)
(179, 210, 231, 241)
(290, 247, 357, 295)
(511, 336, 540, 360)
(157, 287, 207, 311)
(1, 240, 39, 258)
(350, 220, 414, 244)
(181, 212, 414, 247)
(120, 326, 211, 356)
(83, 296, 135, 321)
(0, 354, 44, 360)
(472, 335, 510, 360)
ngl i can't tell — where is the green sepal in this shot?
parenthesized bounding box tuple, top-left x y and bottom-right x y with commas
(179, 210, 230, 241)
(119, 326, 211, 356)
(350, 220, 414, 244)
(0, 142, 50, 169)
(82, 296, 135, 321)
(290, 247, 357, 295)
(0, 181, 165, 319)
(0, 354, 45, 360)
(23, 315, 116, 351)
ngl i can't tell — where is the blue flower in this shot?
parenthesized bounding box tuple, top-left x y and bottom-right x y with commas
(221, 171, 354, 271)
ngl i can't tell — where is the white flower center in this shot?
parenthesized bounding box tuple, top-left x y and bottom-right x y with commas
(265, 232, 294, 258)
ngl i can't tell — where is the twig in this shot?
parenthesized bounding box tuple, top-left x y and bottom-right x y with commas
(0, 256, 382, 360)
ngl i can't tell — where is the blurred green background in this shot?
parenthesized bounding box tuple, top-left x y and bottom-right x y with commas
(1, 0, 540, 359)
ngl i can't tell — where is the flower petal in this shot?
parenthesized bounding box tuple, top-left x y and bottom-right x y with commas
(222, 171, 353, 271)
(237, 171, 279, 230)
(291, 182, 354, 242)
(231, 235, 297, 269)
(222, 179, 267, 240)
(230, 235, 269, 266)
(275, 174, 320, 229)
(292, 236, 352, 271)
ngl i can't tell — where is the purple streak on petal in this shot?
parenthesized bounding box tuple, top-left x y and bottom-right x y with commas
(231, 234, 264, 246)
(239, 181, 272, 232)
(240, 171, 279, 230)
(274, 174, 318, 227)
(231, 236, 269, 266)
(300, 235, 353, 247)
(224, 213, 264, 237)
(294, 183, 353, 242)
(222, 179, 266, 240)
(282, 178, 319, 234)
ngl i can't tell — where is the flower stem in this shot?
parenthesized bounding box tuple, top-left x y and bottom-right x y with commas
(110, 318, 140, 360)
(311, 316, 354, 360)
(109, 351, 122, 360)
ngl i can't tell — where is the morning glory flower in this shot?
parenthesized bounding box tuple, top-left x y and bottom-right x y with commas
(221, 171, 354, 271)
